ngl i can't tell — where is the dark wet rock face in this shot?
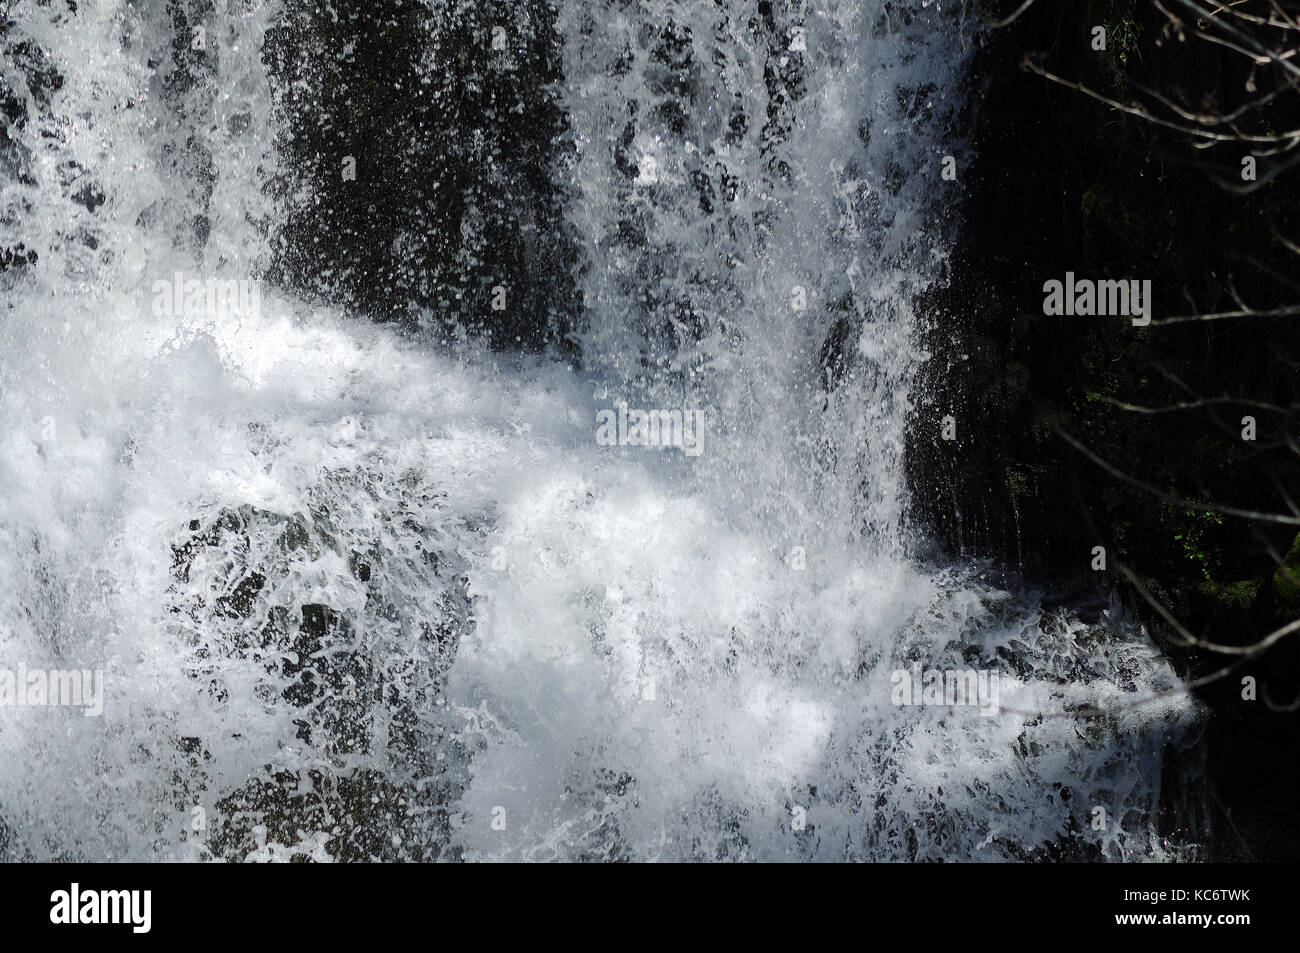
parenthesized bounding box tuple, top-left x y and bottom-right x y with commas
(819, 316, 854, 393)
(167, 499, 473, 861)
(263, 0, 581, 352)
(912, 0, 1300, 860)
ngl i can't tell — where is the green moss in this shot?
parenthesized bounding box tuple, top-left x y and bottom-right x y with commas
(1005, 466, 1029, 501)
(1271, 532, 1300, 614)
(1164, 505, 1224, 581)
(1100, 0, 1141, 67)
(1196, 578, 1259, 613)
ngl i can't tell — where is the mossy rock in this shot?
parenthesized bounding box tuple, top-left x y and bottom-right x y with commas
(1270, 532, 1300, 617)
(1194, 578, 1259, 620)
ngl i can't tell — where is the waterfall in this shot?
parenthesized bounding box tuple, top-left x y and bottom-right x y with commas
(0, 0, 1201, 861)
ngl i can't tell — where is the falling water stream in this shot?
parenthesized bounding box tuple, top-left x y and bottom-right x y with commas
(0, 0, 1201, 861)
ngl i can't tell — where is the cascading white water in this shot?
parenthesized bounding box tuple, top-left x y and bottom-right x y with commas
(0, 0, 1201, 861)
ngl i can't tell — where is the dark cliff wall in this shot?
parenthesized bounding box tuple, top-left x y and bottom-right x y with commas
(909, 0, 1300, 859)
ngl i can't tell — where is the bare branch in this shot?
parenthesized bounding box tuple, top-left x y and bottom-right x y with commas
(976, 0, 1043, 29)
(1055, 427, 1300, 525)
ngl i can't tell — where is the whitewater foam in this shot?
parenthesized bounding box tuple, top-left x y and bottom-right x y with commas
(0, 0, 1203, 862)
